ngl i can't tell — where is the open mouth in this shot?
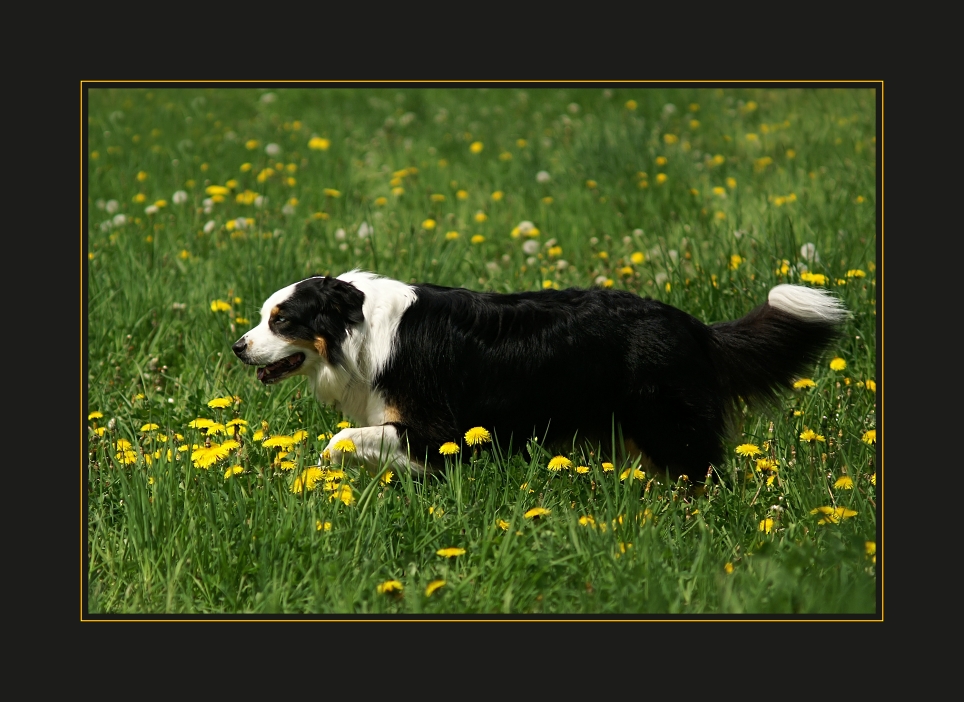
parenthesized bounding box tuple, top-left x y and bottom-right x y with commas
(256, 353, 306, 384)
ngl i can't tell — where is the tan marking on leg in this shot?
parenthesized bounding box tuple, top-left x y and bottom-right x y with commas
(383, 405, 402, 424)
(623, 438, 657, 472)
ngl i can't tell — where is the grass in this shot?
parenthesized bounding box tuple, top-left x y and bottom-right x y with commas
(84, 84, 879, 617)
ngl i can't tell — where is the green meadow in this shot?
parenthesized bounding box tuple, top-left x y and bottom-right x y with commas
(85, 85, 879, 616)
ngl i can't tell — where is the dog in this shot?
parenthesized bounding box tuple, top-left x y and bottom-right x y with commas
(232, 270, 847, 480)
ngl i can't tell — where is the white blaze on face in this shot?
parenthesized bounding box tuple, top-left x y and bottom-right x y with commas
(237, 280, 304, 365)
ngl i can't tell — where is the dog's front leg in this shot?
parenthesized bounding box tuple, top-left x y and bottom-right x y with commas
(322, 425, 423, 475)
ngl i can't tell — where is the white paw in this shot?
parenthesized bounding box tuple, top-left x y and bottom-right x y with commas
(321, 428, 360, 465)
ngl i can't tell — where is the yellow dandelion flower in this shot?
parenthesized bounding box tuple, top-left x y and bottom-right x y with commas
(422, 218, 437, 230)
(491, 190, 504, 201)
(140, 423, 159, 432)
(755, 458, 778, 472)
(870, 473, 876, 486)
(430, 193, 446, 202)
(207, 396, 234, 408)
(439, 442, 460, 455)
(547, 456, 572, 471)
(834, 475, 854, 490)
(376, 580, 403, 594)
(619, 468, 646, 481)
(224, 465, 243, 479)
(830, 357, 847, 371)
(865, 541, 876, 558)
(630, 251, 645, 264)
(88, 411, 104, 420)
(471, 234, 485, 244)
(332, 438, 357, 453)
(425, 580, 446, 596)
(663, 133, 679, 145)
(793, 378, 816, 389)
(575, 465, 590, 474)
(625, 100, 637, 110)
(292, 467, 325, 494)
(578, 515, 596, 528)
(846, 269, 866, 278)
(308, 136, 330, 151)
(436, 547, 465, 558)
(866, 379, 877, 393)
(862, 429, 876, 445)
(724, 562, 734, 574)
(381, 470, 394, 485)
(810, 506, 858, 524)
(469, 141, 484, 153)
(655, 173, 668, 185)
(729, 254, 742, 269)
(262, 435, 295, 449)
(317, 520, 332, 531)
(735, 443, 762, 457)
(759, 518, 774, 534)
(210, 299, 232, 312)
(601, 462, 614, 472)
(375, 197, 388, 206)
(799, 429, 826, 442)
(474, 211, 488, 223)
(524, 507, 550, 519)
(445, 230, 459, 240)
(329, 484, 354, 505)
(464, 427, 491, 446)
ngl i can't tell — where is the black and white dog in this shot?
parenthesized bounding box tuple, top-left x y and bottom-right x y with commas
(232, 270, 847, 480)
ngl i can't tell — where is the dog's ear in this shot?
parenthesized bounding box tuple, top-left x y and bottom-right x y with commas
(301, 276, 366, 327)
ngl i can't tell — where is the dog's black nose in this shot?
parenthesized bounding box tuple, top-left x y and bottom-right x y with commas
(232, 338, 247, 357)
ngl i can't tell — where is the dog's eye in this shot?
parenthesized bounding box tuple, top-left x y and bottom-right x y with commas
(275, 315, 286, 324)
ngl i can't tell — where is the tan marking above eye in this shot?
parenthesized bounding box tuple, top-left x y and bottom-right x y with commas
(270, 305, 281, 318)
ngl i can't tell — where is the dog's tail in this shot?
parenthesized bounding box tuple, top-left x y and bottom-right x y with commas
(710, 284, 850, 406)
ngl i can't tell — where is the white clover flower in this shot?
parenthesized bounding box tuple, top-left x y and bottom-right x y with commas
(144, 205, 159, 215)
(95, 198, 106, 210)
(567, 102, 580, 114)
(358, 221, 372, 238)
(655, 272, 669, 286)
(522, 239, 540, 255)
(172, 190, 188, 205)
(265, 143, 281, 156)
(485, 261, 501, 273)
(662, 103, 677, 115)
(234, 217, 248, 229)
(800, 242, 820, 263)
(517, 220, 536, 235)
(203, 220, 217, 234)
(526, 256, 538, 266)
(260, 92, 277, 104)
(334, 228, 347, 241)
(281, 204, 296, 216)
(555, 259, 569, 270)
(254, 195, 266, 208)
(595, 275, 609, 285)
(105, 199, 119, 214)
(112, 214, 127, 227)
(536, 170, 551, 184)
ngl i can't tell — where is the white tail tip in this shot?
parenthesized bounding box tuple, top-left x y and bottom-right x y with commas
(767, 284, 849, 323)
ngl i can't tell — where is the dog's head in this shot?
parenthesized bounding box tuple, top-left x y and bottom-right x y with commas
(232, 276, 366, 384)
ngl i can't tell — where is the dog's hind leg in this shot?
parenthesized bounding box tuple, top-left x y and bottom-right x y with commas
(322, 425, 425, 475)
